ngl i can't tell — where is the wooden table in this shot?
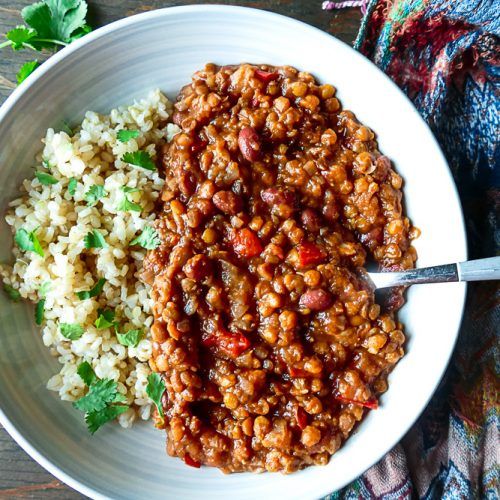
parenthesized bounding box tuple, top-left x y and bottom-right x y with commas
(0, 1, 361, 497)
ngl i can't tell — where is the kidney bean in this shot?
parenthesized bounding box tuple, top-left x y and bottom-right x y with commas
(359, 227, 384, 249)
(299, 289, 332, 311)
(301, 208, 321, 232)
(322, 202, 339, 222)
(374, 155, 391, 181)
(213, 190, 243, 215)
(178, 172, 196, 197)
(183, 254, 212, 281)
(261, 188, 296, 207)
(238, 127, 261, 162)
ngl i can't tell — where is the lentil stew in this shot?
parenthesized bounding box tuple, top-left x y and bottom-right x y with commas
(146, 64, 418, 473)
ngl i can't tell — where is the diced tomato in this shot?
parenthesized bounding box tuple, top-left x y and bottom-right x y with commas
(335, 395, 379, 410)
(202, 329, 251, 358)
(295, 406, 308, 430)
(296, 242, 327, 268)
(255, 69, 280, 84)
(232, 228, 263, 258)
(184, 455, 201, 468)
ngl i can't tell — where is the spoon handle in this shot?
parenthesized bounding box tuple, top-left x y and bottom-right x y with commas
(371, 257, 500, 288)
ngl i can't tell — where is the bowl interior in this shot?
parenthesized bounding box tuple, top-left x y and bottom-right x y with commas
(0, 6, 467, 500)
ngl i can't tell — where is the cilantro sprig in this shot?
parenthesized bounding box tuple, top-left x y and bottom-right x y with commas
(15, 227, 44, 257)
(74, 361, 129, 434)
(122, 151, 156, 171)
(146, 372, 165, 418)
(35, 171, 58, 185)
(76, 278, 106, 300)
(84, 229, 108, 249)
(84, 185, 106, 206)
(117, 187, 141, 213)
(130, 226, 160, 250)
(117, 129, 139, 143)
(60, 323, 84, 340)
(1, 1, 93, 85)
(3, 283, 21, 301)
(116, 329, 143, 348)
(94, 308, 116, 329)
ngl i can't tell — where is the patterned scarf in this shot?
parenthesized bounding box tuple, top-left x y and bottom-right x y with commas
(323, 1, 499, 497)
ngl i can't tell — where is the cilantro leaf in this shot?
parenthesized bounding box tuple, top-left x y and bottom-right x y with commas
(38, 280, 51, 297)
(3, 283, 21, 301)
(60, 322, 84, 340)
(68, 177, 77, 196)
(122, 151, 156, 171)
(42, 158, 53, 170)
(14, 227, 44, 257)
(22, 0, 89, 45)
(85, 404, 129, 434)
(146, 372, 165, 417)
(84, 185, 106, 206)
(5, 26, 37, 50)
(130, 226, 161, 250)
(17, 60, 40, 84)
(116, 329, 143, 348)
(117, 129, 140, 143)
(35, 298, 45, 325)
(77, 360, 96, 386)
(60, 121, 73, 136)
(83, 229, 107, 249)
(94, 308, 115, 329)
(76, 278, 105, 300)
(35, 171, 58, 185)
(73, 378, 119, 413)
(116, 187, 141, 213)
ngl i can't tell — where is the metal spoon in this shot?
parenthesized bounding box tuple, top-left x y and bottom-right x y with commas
(366, 257, 500, 289)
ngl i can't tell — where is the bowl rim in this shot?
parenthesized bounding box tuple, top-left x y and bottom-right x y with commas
(0, 4, 467, 499)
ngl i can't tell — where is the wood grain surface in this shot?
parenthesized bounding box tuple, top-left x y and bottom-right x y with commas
(0, 1, 361, 497)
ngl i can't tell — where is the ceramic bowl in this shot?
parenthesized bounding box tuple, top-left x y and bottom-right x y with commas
(0, 5, 467, 499)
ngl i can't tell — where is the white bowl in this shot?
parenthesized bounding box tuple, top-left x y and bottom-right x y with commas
(0, 5, 467, 499)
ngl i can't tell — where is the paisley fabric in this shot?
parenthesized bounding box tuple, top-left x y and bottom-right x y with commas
(324, 0, 499, 497)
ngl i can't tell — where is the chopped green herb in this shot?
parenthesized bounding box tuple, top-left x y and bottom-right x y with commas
(117, 129, 140, 143)
(122, 151, 156, 171)
(68, 177, 77, 196)
(75, 360, 129, 434)
(116, 329, 143, 348)
(60, 322, 84, 340)
(38, 280, 51, 297)
(83, 229, 108, 249)
(116, 187, 141, 212)
(5, 25, 37, 50)
(76, 278, 105, 300)
(3, 283, 21, 301)
(35, 171, 58, 185)
(35, 298, 45, 325)
(84, 185, 106, 206)
(14, 227, 44, 257)
(146, 372, 165, 418)
(85, 404, 129, 434)
(130, 226, 161, 250)
(94, 308, 115, 329)
(77, 361, 96, 386)
(60, 121, 73, 136)
(42, 158, 53, 170)
(17, 59, 39, 84)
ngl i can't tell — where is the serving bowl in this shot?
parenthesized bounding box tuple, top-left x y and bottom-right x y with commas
(0, 5, 467, 499)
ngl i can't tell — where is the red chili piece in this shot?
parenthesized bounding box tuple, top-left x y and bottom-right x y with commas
(232, 228, 263, 258)
(295, 406, 308, 430)
(296, 242, 327, 268)
(335, 395, 379, 410)
(202, 329, 251, 358)
(254, 69, 280, 84)
(184, 455, 201, 468)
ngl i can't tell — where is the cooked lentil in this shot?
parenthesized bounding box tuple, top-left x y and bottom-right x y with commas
(146, 64, 417, 473)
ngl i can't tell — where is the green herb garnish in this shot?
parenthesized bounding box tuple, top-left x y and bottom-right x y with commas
(146, 372, 165, 418)
(14, 227, 44, 257)
(17, 59, 39, 84)
(35, 171, 58, 185)
(75, 361, 129, 434)
(68, 177, 77, 196)
(122, 151, 156, 171)
(76, 278, 105, 300)
(117, 129, 140, 143)
(94, 308, 115, 329)
(60, 322, 84, 340)
(130, 226, 160, 250)
(3, 283, 21, 301)
(116, 329, 143, 348)
(38, 280, 51, 297)
(83, 229, 107, 249)
(84, 185, 106, 206)
(116, 187, 141, 212)
(35, 298, 45, 325)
